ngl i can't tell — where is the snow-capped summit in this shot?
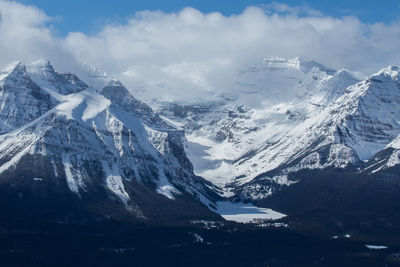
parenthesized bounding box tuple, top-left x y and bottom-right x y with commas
(0, 61, 52, 134)
(29, 58, 54, 73)
(330, 66, 400, 158)
(0, 61, 25, 77)
(376, 65, 400, 80)
(26, 59, 88, 96)
(228, 57, 334, 105)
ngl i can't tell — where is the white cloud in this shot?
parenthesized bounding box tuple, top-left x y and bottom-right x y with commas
(0, 1, 52, 63)
(1, 1, 400, 102)
(0, 1, 77, 71)
(262, 2, 323, 17)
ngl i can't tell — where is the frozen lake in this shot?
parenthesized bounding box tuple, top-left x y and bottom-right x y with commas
(216, 201, 286, 223)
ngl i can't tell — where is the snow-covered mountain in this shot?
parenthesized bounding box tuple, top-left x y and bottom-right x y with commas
(0, 59, 221, 225)
(140, 57, 400, 237)
(2, 56, 400, 235)
(154, 58, 400, 202)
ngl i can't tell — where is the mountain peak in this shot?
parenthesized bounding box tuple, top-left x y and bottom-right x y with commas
(107, 79, 124, 87)
(28, 58, 56, 74)
(0, 61, 26, 80)
(377, 65, 400, 80)
(34, 58, 52, 66)
(26, 59, 88, 96)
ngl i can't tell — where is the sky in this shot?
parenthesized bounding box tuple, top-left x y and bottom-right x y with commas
(1, 0, 400, 102)
(15, 0, 400, 35)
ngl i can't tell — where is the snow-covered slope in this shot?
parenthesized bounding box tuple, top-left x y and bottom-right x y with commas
(0, 59, 220, 223)
(157, 59, 354, 183)
(232, 65, 400, 191)
(361, 131, 400, 175)
(155, 57, 400, 200)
